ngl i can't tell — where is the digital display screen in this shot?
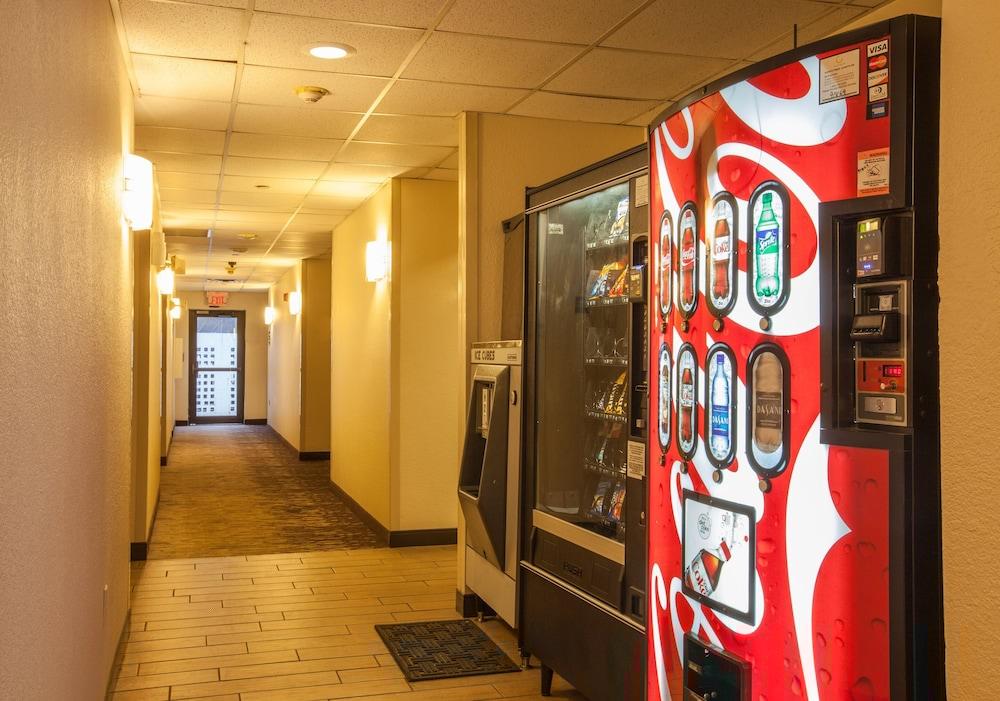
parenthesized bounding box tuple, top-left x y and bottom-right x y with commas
(682, 490, 755, 624)
(882, 364, 903, 377)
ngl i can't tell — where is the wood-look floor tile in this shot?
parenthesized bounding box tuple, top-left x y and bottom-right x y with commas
(171, 668, 345, 699)
(116, 663, 139, 677)
(207, 625, 352, 647)
(242, 679, 412, 701)
(249, 635, 383, 656)
(138, 649, 297, 676)
(109, 687, 169, 701)
(114, 668, 218, 692)
(295, 641, 390, 661)
(279, 602, 409, 620)
(254, 596, 381, 614)
(258, 612, 401, 631)
(220, 654, 379, 681)
(409, 673, 529, 691)
(122, 642, 247, 665)
(348, 683, 501, 701)
(122, 635, 207, 654)
(337, 666, 407, 684)
(390, 608, 463, 623)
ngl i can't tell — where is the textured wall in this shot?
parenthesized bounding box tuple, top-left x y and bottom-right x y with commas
(301, 255, 332, 453)
(175, 291, 269, 422)
(0, 0, 133, 697)
(939, 0, 1000, 695)
(393, 179, 460, 532)
(331, 183, 394, 527)
(268, 264, 304, 449)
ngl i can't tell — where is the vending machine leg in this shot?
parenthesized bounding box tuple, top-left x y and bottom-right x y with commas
(540, 665, 553, 696)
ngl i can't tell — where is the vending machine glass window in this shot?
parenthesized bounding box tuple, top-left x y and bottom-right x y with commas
(534, 181, 630, 543)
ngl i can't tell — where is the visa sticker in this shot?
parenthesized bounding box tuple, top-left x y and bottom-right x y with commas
(867, 38, 889, 57)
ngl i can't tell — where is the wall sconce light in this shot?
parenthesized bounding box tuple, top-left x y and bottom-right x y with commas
(264, 306, 276, 325)
(366, 240, 389, 282)
(123, 154, 154, 230)
(156, 265, 175, 296)
(287, 291, 302, 316)
(169, 298, 182, 320)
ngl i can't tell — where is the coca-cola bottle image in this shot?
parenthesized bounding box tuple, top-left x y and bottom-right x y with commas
(659, 213, 672, 317)
(752, 351, 783, 455)
(658, 344, 671, 449)
(709, 353, 730, 460)
(679, 208, 696, 310)
(753, 191, 780, 305)
(685, 539, 732, 596)
(680, 364, 694, 445)
(711, 207, 731, 306)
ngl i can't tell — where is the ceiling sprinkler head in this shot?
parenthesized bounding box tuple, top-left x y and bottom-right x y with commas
(295, 85, 330, 103)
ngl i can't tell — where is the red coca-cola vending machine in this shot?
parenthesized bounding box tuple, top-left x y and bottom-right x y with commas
(646, 15, 943, 701)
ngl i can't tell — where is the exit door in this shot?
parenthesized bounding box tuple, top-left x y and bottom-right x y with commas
(188, 310, 246, 424)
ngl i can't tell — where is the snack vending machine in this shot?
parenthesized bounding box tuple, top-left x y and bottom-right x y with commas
(646, 16, 943, 701)
(521, 146, 649, 701)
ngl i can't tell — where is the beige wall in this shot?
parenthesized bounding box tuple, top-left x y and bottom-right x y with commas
(332, 184, 394, 527)
(939, 1, 1000, 696)
(174, 290, 269, 422)
(393, 179, 461, 531)
(268, 264, 304, 449)
(301, 255, 332, 453)
(0, 0, 134, 697)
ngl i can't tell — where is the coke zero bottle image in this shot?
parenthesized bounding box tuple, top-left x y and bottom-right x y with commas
(709, 353, 731, 460)
(679, 206, 697, 312)
(685, 539, 732, 597)
(658, 344, 671, 450)
(680, 364, 694, 445)
(753, 191, 780, 306)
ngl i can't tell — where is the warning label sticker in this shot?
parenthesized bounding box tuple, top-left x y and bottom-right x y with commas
(858, 148, 890, 197)
(819, 48, 861, 103)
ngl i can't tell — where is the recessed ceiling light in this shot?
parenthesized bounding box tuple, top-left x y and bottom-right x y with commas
(306, 43, 355, 60)
(255, 184, 270, 190)
(238, 233, 258, 240)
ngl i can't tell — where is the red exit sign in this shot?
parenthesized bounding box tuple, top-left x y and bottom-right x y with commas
(205, 291, 229, 306)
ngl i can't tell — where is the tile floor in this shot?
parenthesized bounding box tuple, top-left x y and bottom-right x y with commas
(111, 545, 583, 701)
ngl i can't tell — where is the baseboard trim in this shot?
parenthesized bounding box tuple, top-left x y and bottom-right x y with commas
(299, 451, 331, 461)
(244, 418, 267, 425)
(389, 528, 458, 548)
(130, 542, 148, 561)
(328, 479, 390, 544)
(456, 590, 479, 617)
(159, 455, 167, 466)
(105, 606, 130, 700)
(175, 420, 189, 427)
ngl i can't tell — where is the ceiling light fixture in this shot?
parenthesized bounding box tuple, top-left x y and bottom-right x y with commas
(306, 43, 355, 60)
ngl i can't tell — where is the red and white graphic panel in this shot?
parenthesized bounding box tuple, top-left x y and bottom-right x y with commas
(648, 37, 893, 701)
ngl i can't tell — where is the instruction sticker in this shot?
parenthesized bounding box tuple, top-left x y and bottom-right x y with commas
(627, 440, 646, 479)
(819, 48, 860, 103)
(547, 222, 564, 236)
(858, 148, 890, 197)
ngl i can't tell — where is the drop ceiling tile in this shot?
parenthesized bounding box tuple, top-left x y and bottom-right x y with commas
(308, 181, 381, 199)
(233, 103, 361, 138)
(133, 54, 236, 101)
(221, 175, 315, 193)
(422, 168, 458, 181)
(798, 6, 871, 44)
(509, 91, 660, 124)
(160, 188, 219, 205)
(377, 79, 527, 117)
(439, 150, 459, 169)
(214, 210, 294, 226)
(300, 191, 365, 209)
(245, 13, 423, 76)
(239, 65, 388, 112)
(158, 172, 220, 190)
(438, 0, 642, 45)
(355, 114, 458, 147)
(546, 48, 732, 100)
(337, 142, 454, 168)
(220, 190, 306, 207)
(624, 102, 672, 127)
(139, 151, 222, 174)
(602, 0, 828, 60)
(319, 163, 411, 182)
(120, 0, 245, 60)
(224, 156, 329, 179)
(136, 126, 226, 155)
(289, 212, 345, 232)
(403, 33, 580, 88)
(134, 96, 232, 130)
(255, 0, 442, 27)
(228, 132, 342, 160)
(184, 0, 247, 7)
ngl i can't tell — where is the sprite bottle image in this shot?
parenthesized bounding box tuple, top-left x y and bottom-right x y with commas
(754, 191, 780, 305)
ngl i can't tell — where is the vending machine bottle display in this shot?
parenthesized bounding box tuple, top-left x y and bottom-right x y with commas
(522, 146, 649, 701)
(646, 16, 943, 701)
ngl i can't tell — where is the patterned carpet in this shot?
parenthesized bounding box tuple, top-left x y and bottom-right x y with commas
(148, 424, 381, 559)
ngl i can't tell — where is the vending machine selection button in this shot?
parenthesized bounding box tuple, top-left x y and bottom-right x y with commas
(863, 395, 897, 414)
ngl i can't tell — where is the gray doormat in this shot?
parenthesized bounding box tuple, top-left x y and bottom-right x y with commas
(374, 619, 522, 681)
